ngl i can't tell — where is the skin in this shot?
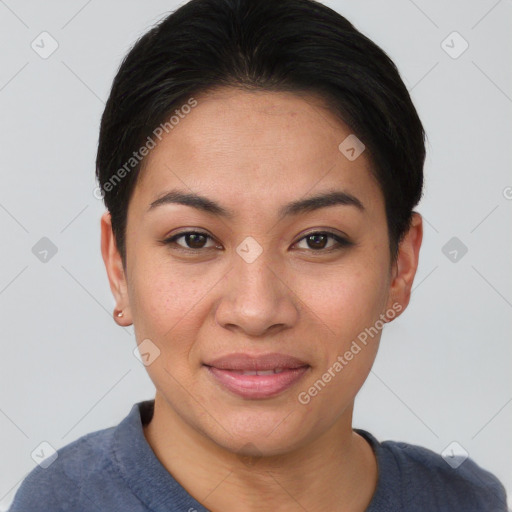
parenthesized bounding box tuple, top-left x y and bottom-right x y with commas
(101, 87, 422, 512)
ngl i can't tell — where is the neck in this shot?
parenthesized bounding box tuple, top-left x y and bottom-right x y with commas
(143, 392, 378, 512)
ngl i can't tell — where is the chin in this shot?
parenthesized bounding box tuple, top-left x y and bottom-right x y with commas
(203, 408, 312, 457)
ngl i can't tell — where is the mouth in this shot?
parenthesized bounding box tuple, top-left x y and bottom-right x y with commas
(217, 368, 293, 375)
(203, 352, 310, 399)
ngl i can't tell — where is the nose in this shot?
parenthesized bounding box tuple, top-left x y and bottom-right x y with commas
(214, 245, 299, 338)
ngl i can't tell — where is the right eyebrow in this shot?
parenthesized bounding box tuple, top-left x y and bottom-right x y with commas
(147, 189, 236, 219)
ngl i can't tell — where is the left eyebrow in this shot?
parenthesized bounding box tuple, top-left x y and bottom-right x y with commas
(278, 189, 365, 217)
(146, 188, 365, 218)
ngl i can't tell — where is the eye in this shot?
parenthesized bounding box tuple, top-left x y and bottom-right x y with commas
(294, 231, 352, 252)
(162, 230, 220, 251)
(161, 230, 352, 253)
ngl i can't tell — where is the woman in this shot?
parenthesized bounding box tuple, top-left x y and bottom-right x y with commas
(9, 0, 507, 510)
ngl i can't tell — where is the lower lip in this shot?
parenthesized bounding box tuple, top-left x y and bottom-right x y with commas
(205, 365, 310, 399)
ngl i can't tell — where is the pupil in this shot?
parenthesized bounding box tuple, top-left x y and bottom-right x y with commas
(308, 234, 327, 249)
(187, 233, 205, 248)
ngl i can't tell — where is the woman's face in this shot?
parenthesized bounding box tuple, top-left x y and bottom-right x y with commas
(102, 87, 417, 456)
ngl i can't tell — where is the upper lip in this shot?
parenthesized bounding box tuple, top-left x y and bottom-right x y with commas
(204, 352, 309, 371)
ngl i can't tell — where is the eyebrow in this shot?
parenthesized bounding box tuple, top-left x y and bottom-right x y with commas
(147, 188, 365, 219)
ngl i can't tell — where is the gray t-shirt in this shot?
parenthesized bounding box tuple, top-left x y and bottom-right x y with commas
(8, 399, 508, 511)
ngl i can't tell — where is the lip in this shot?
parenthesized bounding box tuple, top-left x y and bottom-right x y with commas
(204, 352, 309, 371)
(204, 352, 310, 399)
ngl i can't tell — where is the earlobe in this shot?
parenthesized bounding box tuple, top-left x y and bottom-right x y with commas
(100, 211, 132, 326)
(386, 212, 423, 317)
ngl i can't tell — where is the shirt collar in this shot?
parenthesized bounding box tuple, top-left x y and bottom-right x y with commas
(355, 428, 402, 511)
(112, 399, 210, 512)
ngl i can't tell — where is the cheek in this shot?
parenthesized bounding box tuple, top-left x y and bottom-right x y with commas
(128, 256, 207, 343)
(293, 259, 389, 345)
(293, 264, 388, 424)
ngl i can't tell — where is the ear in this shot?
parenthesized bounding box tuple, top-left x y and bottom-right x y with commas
(100, 210, 132, 326)
(385, 212, 423, 319)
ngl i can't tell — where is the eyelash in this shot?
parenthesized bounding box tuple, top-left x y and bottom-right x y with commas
(161, 230, 353, 254)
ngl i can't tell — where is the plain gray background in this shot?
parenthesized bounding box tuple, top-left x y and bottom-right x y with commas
(1, 0, 511, 509)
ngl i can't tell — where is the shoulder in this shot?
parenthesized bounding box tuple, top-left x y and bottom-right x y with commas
(375, 433, 508, 510)
(8, 425, 118, 512)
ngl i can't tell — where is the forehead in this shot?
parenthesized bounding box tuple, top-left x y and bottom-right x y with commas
(130, 88, 383, 220)
(145, 88, 357, 169)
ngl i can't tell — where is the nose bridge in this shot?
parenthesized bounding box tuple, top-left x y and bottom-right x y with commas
(232, 236, 281, 310)
(215, 235, 298, 335)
